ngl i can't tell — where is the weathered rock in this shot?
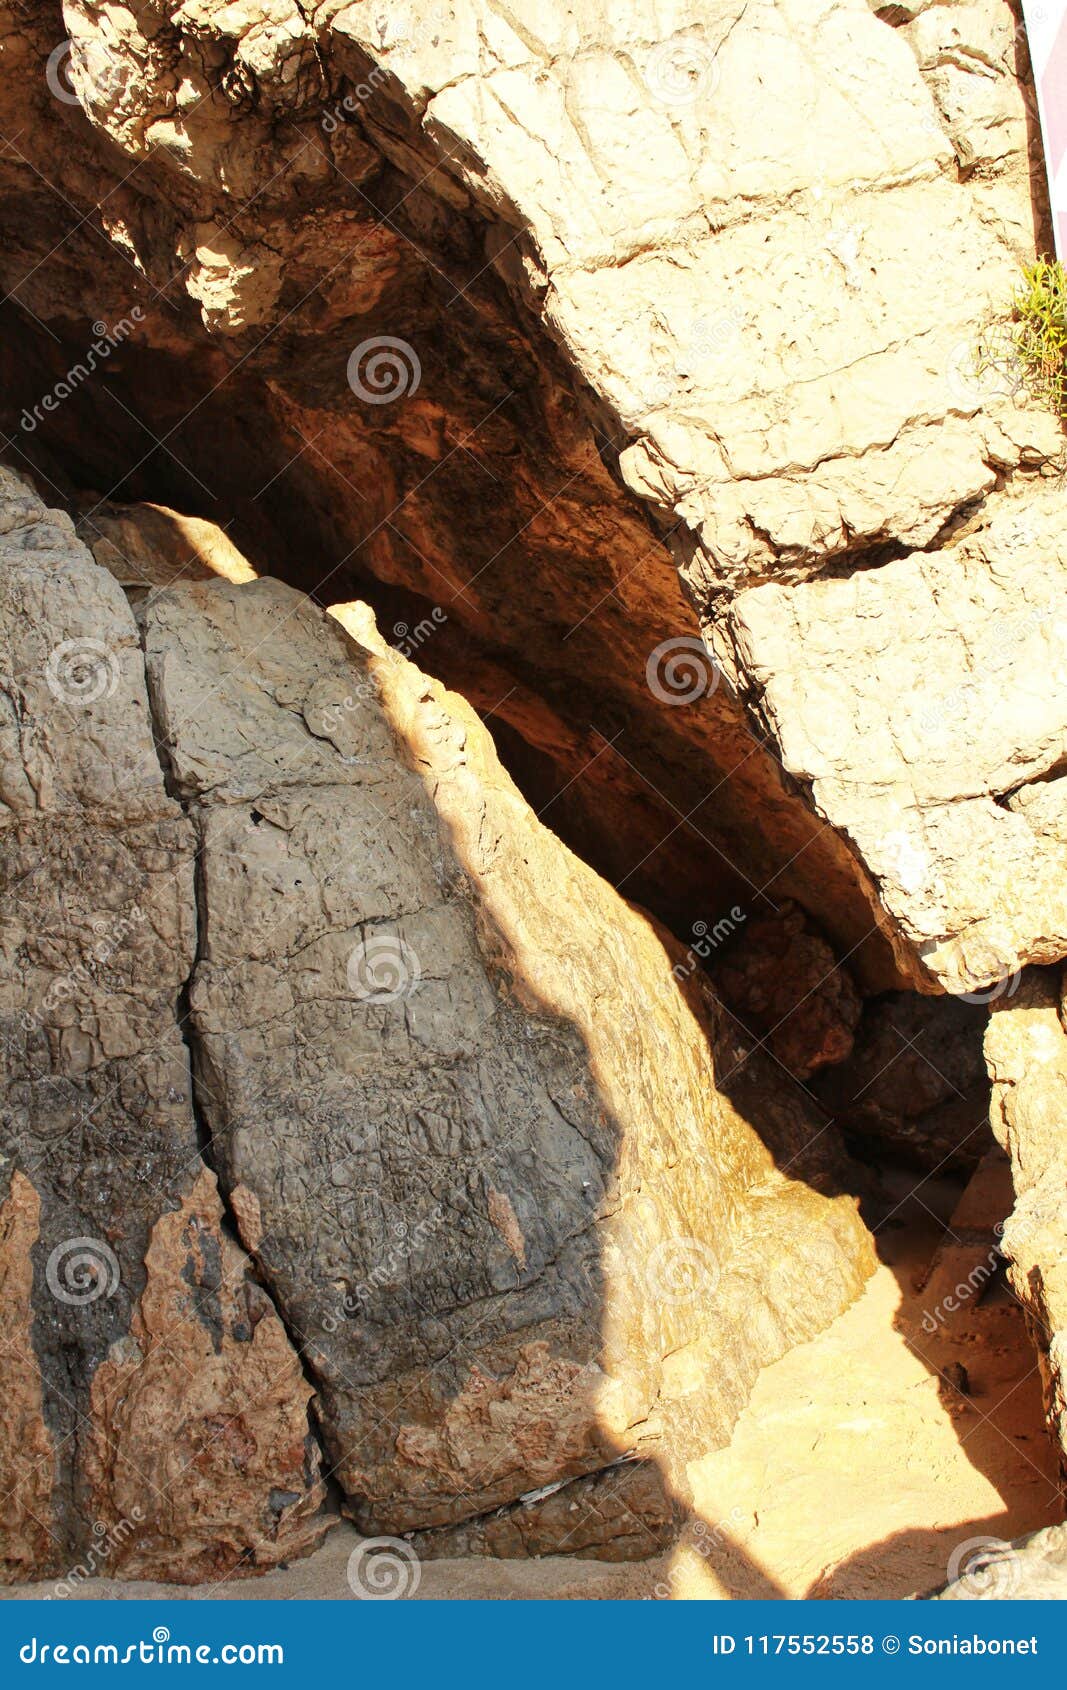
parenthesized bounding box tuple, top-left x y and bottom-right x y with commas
(729, 488, 1067, 993)
(813, 991, 993, 1169)
(713, 901, 861, 1080)
(138, 571, 874, 1549)
(0, 469, 327, 1581)
(0, 0, 1064, 1572)
(83, 1169, 327, 1582)
(412, 1457, 681, 1563)
(76, 499, 258, 593)
(931, 1521, 1067, 1601)
(985, 966, 1067, 1471)
(5, 0, 1064, 999)
(0, 1173, 55, 1581)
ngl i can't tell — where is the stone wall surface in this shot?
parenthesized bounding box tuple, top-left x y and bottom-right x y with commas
(0, 469, 876, 1573)
(0, 467, 327, 1581)
(0, 0, 1062, 993)
(985, 965, 1067, 1475)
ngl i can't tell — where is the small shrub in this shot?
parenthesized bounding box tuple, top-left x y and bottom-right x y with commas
(1012, 258, 1067, 417)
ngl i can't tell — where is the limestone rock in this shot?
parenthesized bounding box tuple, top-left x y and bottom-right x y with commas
(931, 1521, 1067, 1601)
(985, 966, 1067, 1472)
(0, 469, 327, 1581)
(139, 572, 874, 1548)
(729, 489, 1067, 992)
(76, 499, 258, 593)
(6, 0, 1064, 998)
(0, 1173, 55, 1580)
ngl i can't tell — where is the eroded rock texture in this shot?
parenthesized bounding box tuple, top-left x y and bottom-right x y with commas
(986, 967, 1067, 1472)
(814, 991, 993, 1170)
(140, 572, 873, 1550)
(0, 0, 1065, 1575)
(0, 469, 877, 1573)
(3, 0, 1064, 997)
(0, 469, 327, 1580)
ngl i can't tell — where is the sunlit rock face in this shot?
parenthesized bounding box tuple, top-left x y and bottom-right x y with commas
(986, 966, 1067, 1478)
(0, 468, 874, 1574)
(141, 571, 874, 1553)
(1, 0, 1066, 1575)
(5, 0, 1064, 995)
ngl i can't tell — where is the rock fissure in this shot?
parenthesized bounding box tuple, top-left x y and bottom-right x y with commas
(1, 0, 1066, 1594)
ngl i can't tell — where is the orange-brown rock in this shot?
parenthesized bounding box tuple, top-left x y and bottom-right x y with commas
(85, 1170, 327, 1581)
(0, 1172, 56, 1580)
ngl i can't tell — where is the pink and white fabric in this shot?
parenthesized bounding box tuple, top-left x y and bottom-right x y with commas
(1022, 0, 1067, 258)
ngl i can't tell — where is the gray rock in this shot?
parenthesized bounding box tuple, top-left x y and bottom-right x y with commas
(141, 574, 875, 1549)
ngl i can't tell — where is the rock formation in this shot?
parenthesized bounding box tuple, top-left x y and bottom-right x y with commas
(931, 1520, 1067, 1601)
(3, 0, 1062, 997)
(0, 469, 874, 1574)
(814, 991, 992, 1170)
(0, 0, 1065, 1587)
(0, 470, 326, 1580)
(986, 966, 1067, 1474)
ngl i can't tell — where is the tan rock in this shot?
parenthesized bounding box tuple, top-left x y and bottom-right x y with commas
(7, 0, 1061, 998)
(729, 489, 1067, 991)
(85, 1169, 327, 1580)
(985, 966, 1067, 1473)
(76, 500, 258, 591)
(139, 573, 874, 1550)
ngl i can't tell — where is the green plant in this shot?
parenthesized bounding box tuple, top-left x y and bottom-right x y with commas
(1012, 257, 1067, 417)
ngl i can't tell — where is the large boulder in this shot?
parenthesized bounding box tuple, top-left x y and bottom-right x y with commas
(139, 570, 874, 1551)
(0, 466, 876, 1573)
(0, 469, 327, 1581)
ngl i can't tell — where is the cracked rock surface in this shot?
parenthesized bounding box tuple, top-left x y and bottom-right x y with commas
(3, 0, 1064, 995)
(0, 471, 875, 1574)
(0, 468, 326, 1581)
(0, 0, 1066, 1584)
(985, 964, 1067, 1477)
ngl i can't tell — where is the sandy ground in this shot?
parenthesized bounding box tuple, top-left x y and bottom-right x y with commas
(5, 1168, 1059, 1602)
